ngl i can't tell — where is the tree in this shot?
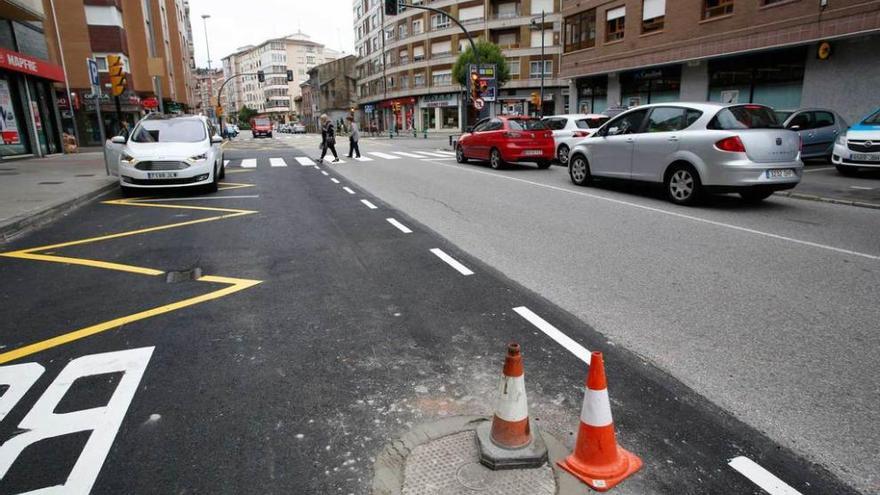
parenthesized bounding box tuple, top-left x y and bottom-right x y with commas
(452, 40, 510, 88)
(237, 106, 258, 125)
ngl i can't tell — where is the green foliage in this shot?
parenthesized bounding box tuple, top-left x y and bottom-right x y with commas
(452, 40, 510, 88)
(237, 106, 259, 125)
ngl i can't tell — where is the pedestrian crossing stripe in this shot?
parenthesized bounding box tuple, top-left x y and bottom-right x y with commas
(228, 150, 455, 168)
(269, 158, 287, 167)
(240, 159, 257, 168)
(414, 151, 448, 157)
(354, 157, 373, 162)
(435, 151, 456, 156)
(295, 157, 315, 166)
(392, 151, 424, 158)
(367, 152, 400, 159)
(224, 159, 230, 166)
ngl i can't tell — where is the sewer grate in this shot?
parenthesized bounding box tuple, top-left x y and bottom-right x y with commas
(38, 181, 64, 185)
(165, 267, 202, 283)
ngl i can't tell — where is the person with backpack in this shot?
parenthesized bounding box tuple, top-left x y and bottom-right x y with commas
(318, 114, 339, 163)
(346, 116, 361, 159)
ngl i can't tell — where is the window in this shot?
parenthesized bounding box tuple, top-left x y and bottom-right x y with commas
(531, 0, 553, 14)
(414, 73, 425, 86)
(529, 60, 552, 78)
(413, 45, 425, 61)
(472, 118, 491, 132)
(432, 69, 451, 86)
(131, 119, 207, 143)
(645, 107, 695, 132)
(530, 30, 551, 48)
(507, 57, 520, 76)
(606, 6, 625, 42)
(564, 10, 596, 52)
(708, 106, 780, 130)
(812, 111, 835, 128)
(543, 118, 567, 130)
(642, 0, 665, 33)
(431, 13, 449, 30)
(412, 19, 423, 34)
(702, 0, 733, 19)
(497, 32, 517, 47)
(486, 119, 504, 131)
(95, 56, 108, 71)
(787, 112, 812, 130)
(399, 24, 408, 38)
(459, 5, 485, 22)
(606, 109, 649, 135)
(496, 2, 517, 18)
(431, 40, 452, 56)
(508, 119, 547, 130)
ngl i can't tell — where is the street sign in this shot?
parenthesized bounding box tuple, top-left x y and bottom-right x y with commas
(473, 98, 485, 110)
(86, 58, 100, 95)
(143, 96, 159, 109)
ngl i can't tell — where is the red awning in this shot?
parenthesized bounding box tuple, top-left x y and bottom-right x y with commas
(0, 47, 65, 82)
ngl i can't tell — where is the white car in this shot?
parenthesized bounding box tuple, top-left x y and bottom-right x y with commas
(542, 114, 609, 164)
(292, 123, 306, 134)
(104, 115, 225, 193)
(831, 107, 880, 175)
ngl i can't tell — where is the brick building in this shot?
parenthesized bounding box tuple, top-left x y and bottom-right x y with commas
(43, 0, 196, 146)
(560, 0, 880, 122)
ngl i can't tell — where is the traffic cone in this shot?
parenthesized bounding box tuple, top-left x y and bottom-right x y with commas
(476, 343, 548, 469)
(558, 351, 642, 491)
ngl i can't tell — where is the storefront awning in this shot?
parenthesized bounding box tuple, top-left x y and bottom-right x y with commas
(0, 47, 65, 82)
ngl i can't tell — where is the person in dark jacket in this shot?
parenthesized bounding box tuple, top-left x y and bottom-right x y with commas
(318, 114, 339, 163)
(346, 116, 361, 158)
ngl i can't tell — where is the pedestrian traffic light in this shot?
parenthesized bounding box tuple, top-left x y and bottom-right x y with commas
(530, 92, 540, 107)
(470, 72, 480, 100)
(286, 69, 294, 82)
(257, 70, 265, 83)
(384, 0, 398, 16)
(107, 54, 126, 97)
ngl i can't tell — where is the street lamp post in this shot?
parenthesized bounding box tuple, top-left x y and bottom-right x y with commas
(530, 11, 546, 118)
(201, 15, 212, 70)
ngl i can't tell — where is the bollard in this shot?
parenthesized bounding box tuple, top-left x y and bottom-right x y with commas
(448, 135, 452, 146)
(424, 129, 428, 139)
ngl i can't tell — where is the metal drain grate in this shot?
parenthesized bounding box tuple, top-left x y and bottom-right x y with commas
(38, 181, 64, 185)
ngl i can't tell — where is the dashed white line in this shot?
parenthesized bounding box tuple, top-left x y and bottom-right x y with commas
(295, 156, 315, 166)
(386, 218, 412, 233)
(512, 306, 592, 365)
(321, 171, 329, 176)
(223, 159, 230, 166)
(240, 159, 257, 168)
(728, 457, 803, 495)
(330, 178, 340, 184)
(429, 248, 473, 276)
(360, 199, 378, 209)
(343, 186, 355, 194)
(802, 167, 835, 173)
(367, 152, 400, 160)
(849, 185, 873, 190)
(269, 158, 287, 167)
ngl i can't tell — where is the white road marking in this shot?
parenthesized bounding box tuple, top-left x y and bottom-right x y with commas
(330, 178, 340, 184)
(361, 199, 378, 209)
(321, 171, 329, 176)
(513, 306, 592, 365)
(269, 157, 287, 167)
(386, 217, 413, 233)
(849, 185, 873, 190)
(803, 167, 835, 173)
(419, 157, 457, 161)
(314, 165, 320, 170)
(240, 158, 257, 168)
(728, 457, 803, 495)
(223, 159, 230, 166)
(434, 150, 456, 156)
(368, 152, 401, 160)
(134, 195, 259, 202)
(343, 186, 356, 194)
(295, 156, 315, 166)
(392, 151, 425, 158)
(429, 248, 474, 276)
(413, 151, 448, 157)
(421, 160, 880, 261)
(354, 156, 374, 161)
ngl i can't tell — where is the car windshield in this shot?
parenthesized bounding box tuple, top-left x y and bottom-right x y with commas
(774, 111, 793, 122)
(861, 109, 880, 125)
(576, 117, 609, 129)
(507, 119, 547, 130)
(255, 118, 270, 126)
(130, 119, 207, 143)
(709, 105, 781, 130)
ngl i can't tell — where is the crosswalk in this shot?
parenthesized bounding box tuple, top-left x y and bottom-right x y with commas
(224, 150, 456, 168)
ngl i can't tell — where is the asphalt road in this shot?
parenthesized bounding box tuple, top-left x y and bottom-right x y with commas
(0, 136, 871, 494)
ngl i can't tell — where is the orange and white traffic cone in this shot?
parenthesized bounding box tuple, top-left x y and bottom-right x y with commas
(558, 351, 642, 491)
(476, 343, 548, 469)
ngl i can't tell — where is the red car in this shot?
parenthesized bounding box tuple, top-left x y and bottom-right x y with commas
(456, 116, 555, 169)
(250, 117, 273, 138)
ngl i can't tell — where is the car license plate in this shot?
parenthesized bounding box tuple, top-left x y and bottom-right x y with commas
(147, 172, 178, 179)
(766, 169, 795, 178)
(523, 150, 542, 156)
(851, 153, 880, 162)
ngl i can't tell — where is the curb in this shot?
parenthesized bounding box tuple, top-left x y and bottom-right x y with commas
(0, 181, 118, 244)
(773, 191, 880, 210)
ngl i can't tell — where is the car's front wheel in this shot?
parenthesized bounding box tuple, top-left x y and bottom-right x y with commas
(665, 164, 703, 205)
(218, 157, 226, 179)
(489, 148, 504, 170)
(206, 165, 219, 193)
(456, 145, 468, 163)
(836, 164, 858, 176)
(569, 155, 591, 186)
(557, 145, 570, 164)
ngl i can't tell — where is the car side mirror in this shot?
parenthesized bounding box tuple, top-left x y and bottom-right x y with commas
(211, 135, 223, 144)
(110, 135, 126, 144)
(466, 126, 474, 133)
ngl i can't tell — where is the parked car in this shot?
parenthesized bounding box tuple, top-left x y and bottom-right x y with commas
(104, 114, 225, 193)
(278, 123, 291, 133)
(542, 113, 610, 164)
(456, 116, 555, 169)
(831, 107, 880, 175)
(775, 108, 847, 161)
(293, 123, 306, 134)
(567, 103, 803, 205)
(250, 117, 273, 138)
(225, 124, 238, 137)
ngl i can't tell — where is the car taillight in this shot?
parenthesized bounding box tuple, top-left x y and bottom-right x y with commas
(715, 136, 746, 153)
(572, 130, 591, 137)
(505, 132, 523, 138)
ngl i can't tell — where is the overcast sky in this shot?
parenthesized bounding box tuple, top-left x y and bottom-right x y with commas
(186, 0, 357, 69)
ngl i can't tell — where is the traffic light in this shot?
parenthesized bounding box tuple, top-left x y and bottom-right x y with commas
(530, 92, 540, 107)
(384, 0, 398, 16)
(470, 72, 480, 100)
(107, 54, 126, 97)
(286, 69, 294, 82)
(257, 70, 265, 83)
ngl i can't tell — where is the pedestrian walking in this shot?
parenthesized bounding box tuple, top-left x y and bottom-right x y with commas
(347, 116, 361, 158)
(318, 114, 339, 163)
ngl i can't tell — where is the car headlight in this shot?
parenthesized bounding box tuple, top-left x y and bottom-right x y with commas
(120, 153, 136, 164)
(189, 153, 208, 161)
(836, 133, 846, 145)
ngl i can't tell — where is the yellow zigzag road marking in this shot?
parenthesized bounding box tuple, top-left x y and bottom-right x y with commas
(0, 188, 262, 364)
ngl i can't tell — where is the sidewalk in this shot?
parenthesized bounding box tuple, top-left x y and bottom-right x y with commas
(0, 152, 116, 242)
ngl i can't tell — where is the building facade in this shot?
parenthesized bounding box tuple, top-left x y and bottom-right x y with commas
(301, 54, 357, 131)
(43, 0, 196, 146)
(220, 32, 341, 122)
(0, 0, 66, 158)
(193, 67, 223, 118)
(560, 0, 880, 123)
(354, 0, 566, 132)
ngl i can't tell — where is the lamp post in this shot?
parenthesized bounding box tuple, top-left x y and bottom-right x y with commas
(201, 15, 212, 70)
(530, 11, 546, 117)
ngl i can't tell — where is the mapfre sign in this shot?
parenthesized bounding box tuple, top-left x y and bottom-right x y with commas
(0, 47, 65, 82)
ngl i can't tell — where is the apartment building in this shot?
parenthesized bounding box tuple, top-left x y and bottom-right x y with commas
(193, 67, 223, 117)
(300, 55, 357, 131)
(354, 0, 565, 132)
(560, 0, 880, 122)
(220, 32, 341, 122)
(43, 0, 196, 146)
(0, 0, 66, 157)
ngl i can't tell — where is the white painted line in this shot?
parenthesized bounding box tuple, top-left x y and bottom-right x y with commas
(133, 195, 259, 202)
(413, 151, 448, 157)
(392, 151, 425, 158)
(240, 158, 257, 168)
(429, 248, 474, 276)
(295, 156, 315, 166)
(728, 457, 803, 495)
(420, 157, 458, 161)
(420, 160, 880, 261)
(367, 152, 401, 160)
(803, 167, 835, 173)
(386, 218, 412, 233)
(513, 306, 592, 365)
(361, 199, 378, 210)
(849, 185, 873, 190)
(314, 165, 320, 170)
(343, 186, 356, 194)
(330, 178, 340, 184)
(321, 171, 329, 176)
(223, 159, 230, 166)
(354, 156, 374, 162)
(269, 158, 287, 167)
(434, 150, 456, 156)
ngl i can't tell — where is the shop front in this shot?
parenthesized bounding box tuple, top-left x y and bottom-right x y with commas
(420, 93, 459, 131)
(708, 47, 806, 109)
(379, 97, 417, 132)
(620, 65, 681, 107)
(576, 75, 608, 114)
(74, 92, 145, 146)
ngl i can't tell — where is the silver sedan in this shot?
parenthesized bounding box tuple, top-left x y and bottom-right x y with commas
(568, 103, 803, 205)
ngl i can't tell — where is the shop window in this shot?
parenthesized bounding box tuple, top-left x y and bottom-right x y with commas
(564, 9, 596, 52)
(702, 0, 733, 19)
(605, 6, 625, 42)
(708, 47, 805, 109)
(641, 0, 665, 33)
(620, 65, 681, 105)
(576, 75, 608, 114)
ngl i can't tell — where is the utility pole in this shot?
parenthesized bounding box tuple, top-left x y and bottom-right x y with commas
(531, 11, 546, 117)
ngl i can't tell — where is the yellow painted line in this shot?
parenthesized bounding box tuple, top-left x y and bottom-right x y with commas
(1, 252, 164, 276)
(217, 182, 256, 191)
(0, 276, 262, 364)
(225, 169, 254, 174)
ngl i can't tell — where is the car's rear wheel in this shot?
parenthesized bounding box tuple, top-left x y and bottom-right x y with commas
(665, 164, 702, 205)
(836, 164, 858, 176)
(490, 148, 504, 170)
(569, 155, 591, 186)
(739, 189, 774, 203)
(557, 144, 570, 164)
(456, 145, 468, 163)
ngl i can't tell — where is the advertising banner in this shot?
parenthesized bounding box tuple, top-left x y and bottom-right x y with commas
(0, 80, 21, 145)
